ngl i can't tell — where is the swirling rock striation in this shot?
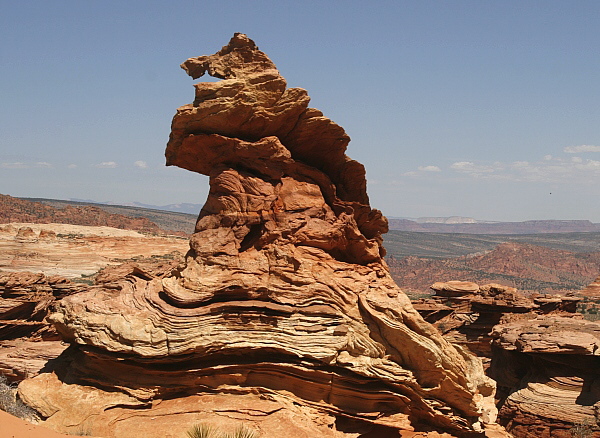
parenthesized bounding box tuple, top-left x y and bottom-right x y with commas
(490, 316, 600, 437)
(18, 34, 497, 437)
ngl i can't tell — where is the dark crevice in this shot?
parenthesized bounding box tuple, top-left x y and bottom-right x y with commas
(239, 223, 264, 252)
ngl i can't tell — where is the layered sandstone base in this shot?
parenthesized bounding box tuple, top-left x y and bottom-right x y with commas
(491, 316, 600, 437)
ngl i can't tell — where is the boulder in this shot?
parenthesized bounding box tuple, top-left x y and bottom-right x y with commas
(431, 281, 480, 297)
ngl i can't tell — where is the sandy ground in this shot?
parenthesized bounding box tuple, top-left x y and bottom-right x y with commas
(0, 410, 91, 438)
(1, 223, 148, 238)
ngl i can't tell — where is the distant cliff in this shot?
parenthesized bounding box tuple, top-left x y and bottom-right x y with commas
(388, 218, 600, 234)
(0, 194, 160, 233)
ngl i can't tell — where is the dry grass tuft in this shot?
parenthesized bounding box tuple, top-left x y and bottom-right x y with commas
(0, 374, 38, 420)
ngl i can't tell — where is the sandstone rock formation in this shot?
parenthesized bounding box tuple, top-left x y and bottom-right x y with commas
(0, 225, 187, 389)
(413, 281, 581, 361)
(0, 272, 85, 381)
(490, 316, 600, 436)
(0, 271, 86, 341)
(16, 34, 498, 437)
(0, 223, 188, 278)
(415, 280, 600, 436)
(581, 275, 600, 298)
(0, 253, 186, 382)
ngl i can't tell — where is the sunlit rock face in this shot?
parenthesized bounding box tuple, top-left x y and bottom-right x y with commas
(18, 34, 497, 437)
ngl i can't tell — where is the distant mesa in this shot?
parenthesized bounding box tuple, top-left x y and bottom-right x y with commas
(68, 198, 204, 215)
(415, 216, 478, 224)
(388, 217, 600, 234)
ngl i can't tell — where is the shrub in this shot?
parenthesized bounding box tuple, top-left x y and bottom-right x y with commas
(187, 423, 218, 438)
(0, 375, 38, 420)
(186, 423, 257, 438)
(571, 418, 594, 438)
(223, 426, 257, 438)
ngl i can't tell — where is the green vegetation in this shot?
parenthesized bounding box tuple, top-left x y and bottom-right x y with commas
(577, 299, 600, 321)
(405, 291, 432, 300)
(56, 233, 84, 239)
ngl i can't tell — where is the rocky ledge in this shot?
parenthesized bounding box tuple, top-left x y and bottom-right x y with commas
(413, 281, 580, 361)
(490, 316, 600, 437)
(17, 34, 497, 437)
(414, 280, 600, 436)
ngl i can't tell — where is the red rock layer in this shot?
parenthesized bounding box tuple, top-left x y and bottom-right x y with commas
(388, 242, 600, 295)
(0, 194, 161, 233)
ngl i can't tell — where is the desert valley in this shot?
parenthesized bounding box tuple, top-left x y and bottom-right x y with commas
(2, 34, 600, 438)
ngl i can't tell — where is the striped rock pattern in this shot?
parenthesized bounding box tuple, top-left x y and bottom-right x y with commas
(490, 316, 600, 436)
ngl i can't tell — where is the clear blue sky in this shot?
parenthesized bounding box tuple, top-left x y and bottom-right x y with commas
(2, 1, 599, 221)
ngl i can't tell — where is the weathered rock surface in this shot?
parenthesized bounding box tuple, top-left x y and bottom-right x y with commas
(0, 226, 187, 387)
(17, 34, 498, 437)
(0, 223, 188, 278)
(0, 271, 84, 382)
(413, 282, 581, 360)
(415, 280, 600, 436)
(581, 275, 600, 298)
(0, 339, 68, 381)
(490, 316, 600, 437)
(0, 271, 87, 341)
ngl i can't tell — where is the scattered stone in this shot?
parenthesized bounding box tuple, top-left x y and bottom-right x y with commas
(16, 227, 36, 239)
